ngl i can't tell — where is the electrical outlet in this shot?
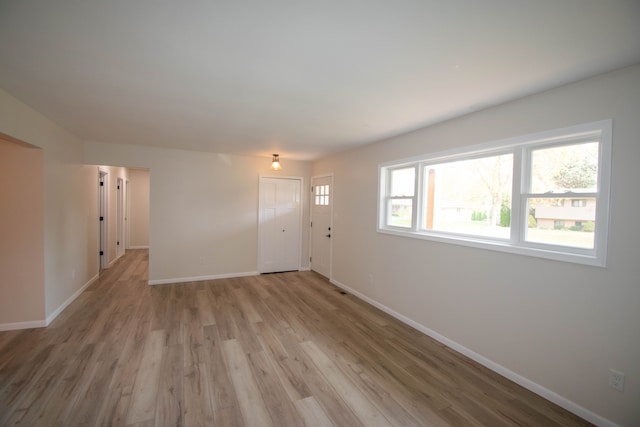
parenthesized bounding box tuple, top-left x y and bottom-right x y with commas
(609, 369, 625, 392)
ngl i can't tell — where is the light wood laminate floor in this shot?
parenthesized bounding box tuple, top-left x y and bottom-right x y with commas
(0, 249, 591, 426)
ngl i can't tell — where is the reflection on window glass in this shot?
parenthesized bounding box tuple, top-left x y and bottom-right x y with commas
(422, 154, 513, 238)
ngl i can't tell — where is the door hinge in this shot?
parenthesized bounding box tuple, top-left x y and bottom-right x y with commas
(310, 221, 312, 227)
(117, 241, 120, 246)
(99, 216, 104, 221)
(117, 185, 120, 190)
(310, 257, 312, 262)
(100, 250, 104, 256)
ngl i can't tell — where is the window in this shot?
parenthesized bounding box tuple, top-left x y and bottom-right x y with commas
(386, 167, 416, 227)
(421, 153, 513, 239)
(314, 184, 330, 206)
(378, 120, 611, 266)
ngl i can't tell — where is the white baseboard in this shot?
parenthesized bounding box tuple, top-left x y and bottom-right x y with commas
(0, 273, 99, 332)
(148, 271, 259, 285)
(127, 245, 149, 249)
(330, 278, 617, 427)
(0, 319, 47, 331)
(46, 273, 99, 326)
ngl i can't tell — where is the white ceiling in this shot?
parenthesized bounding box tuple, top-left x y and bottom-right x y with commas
(1, 1, 639, 161)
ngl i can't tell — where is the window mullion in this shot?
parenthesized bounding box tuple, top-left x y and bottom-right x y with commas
(413, 164, 422, 231)
(385, 168, 393, 228)
(380, 170, 391, 226)
(510, 148, 524, 244)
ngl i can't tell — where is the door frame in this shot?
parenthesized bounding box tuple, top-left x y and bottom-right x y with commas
(98, 168, 109, 270)
(125, 179, 131, 249)
(257, 175, 304, 273)
(309, 173, 334, 279)
(116, 177, 125, 259)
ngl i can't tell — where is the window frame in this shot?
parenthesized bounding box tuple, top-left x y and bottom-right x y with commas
(377, 120, 612, 267)
(384, 165, 419, 230)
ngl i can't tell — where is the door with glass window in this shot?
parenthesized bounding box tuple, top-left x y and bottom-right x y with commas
(310, 175, 332, 278)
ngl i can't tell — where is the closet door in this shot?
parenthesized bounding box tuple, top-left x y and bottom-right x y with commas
(259, 177, 302, 273)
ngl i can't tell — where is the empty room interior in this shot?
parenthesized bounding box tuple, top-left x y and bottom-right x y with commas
(1, 1, 639, 426)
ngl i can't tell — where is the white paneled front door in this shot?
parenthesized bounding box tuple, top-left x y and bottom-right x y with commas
(259, 177, 302, 273)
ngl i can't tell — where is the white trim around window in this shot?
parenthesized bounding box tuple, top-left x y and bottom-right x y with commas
(378, 120, 612, 267)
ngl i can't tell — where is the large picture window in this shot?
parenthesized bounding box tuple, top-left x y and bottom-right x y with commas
(378, 120, 612, 266)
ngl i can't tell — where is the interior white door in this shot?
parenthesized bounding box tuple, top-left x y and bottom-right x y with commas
(116, 177, 124, 258)
(310, 175, 332, 278)
(259, 177, 302, 273)
(125, 179, 130, 249)
(99, 170, 108, 269)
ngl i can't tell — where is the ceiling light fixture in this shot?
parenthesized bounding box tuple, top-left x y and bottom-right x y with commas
(271, 154, 282, 171)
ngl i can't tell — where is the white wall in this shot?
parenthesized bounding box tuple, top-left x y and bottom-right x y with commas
(128, 168, 150, 248)
(0, 88, 99, 324)
(312, 64, 640, 427)
(84, 143, 312, 283)
(0, 136, 45, 327)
